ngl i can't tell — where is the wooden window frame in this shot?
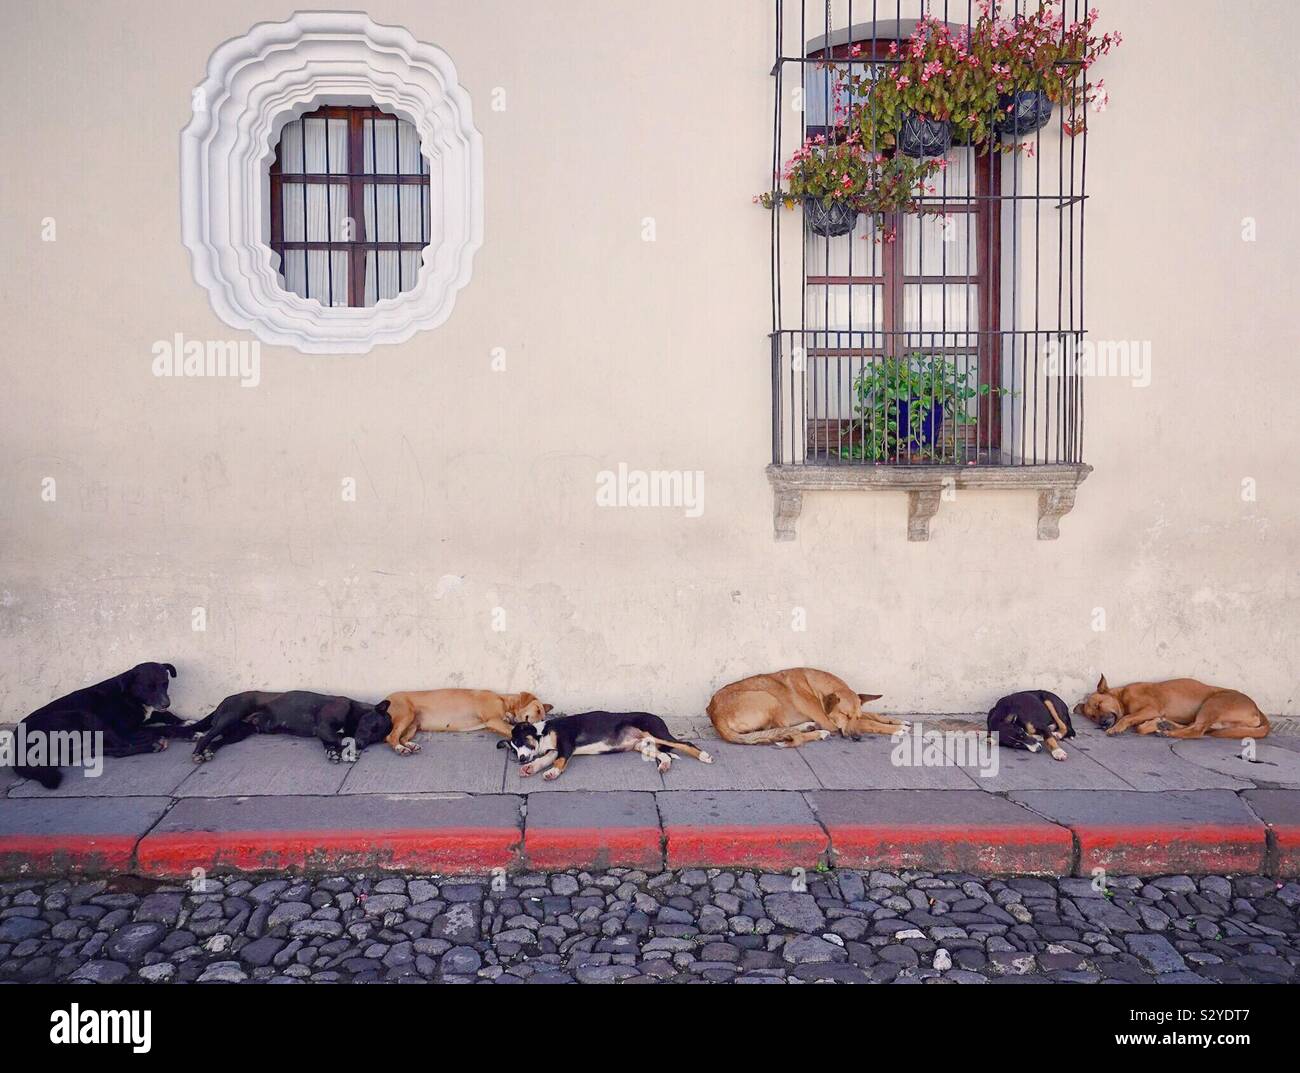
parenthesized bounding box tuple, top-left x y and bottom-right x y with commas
(805, 40, 1004, 451)
(269, 104, 432, 308)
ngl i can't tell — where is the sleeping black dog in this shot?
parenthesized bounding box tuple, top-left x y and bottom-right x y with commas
(988, 690, 1075, 761)
(498, 710, 713, 780)
(190, 690, 392, 763)
(14, 662, 190, 789)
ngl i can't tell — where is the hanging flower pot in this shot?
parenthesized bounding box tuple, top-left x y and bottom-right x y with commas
(897, 112, 952, 158)
(994, 90, 1055, 137)
(803, 197, 858, 238)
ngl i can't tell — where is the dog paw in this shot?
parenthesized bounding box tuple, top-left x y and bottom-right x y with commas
(816, 730, 832, 741)
(657, 760, 672, 774)
(1104, 725, 1123, 736)
(520, 765, 535, 777)
(191, 750, 213, 764)
(1154, 721, 1176, 736)
(898, 720, 913, 732)
(543, 768, 561, 781)
(698, 751, 713, 764)
(153, 738, 169, 752)
(774, 741, 790, 749)
(326, 749, 341, 763)
(796, 721, 818, 732)
(1051, 748, 1068, 761)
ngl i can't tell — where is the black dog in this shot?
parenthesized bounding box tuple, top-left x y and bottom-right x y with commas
(498, 711, 713, 781)
(988, 690, 1075, 761)
(189, 691, 392, 763)
(14, 662, 188, 789)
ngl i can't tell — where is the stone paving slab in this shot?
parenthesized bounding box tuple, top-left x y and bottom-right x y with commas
(0, 796, 172, 875)
(1069, 732, 1255, 791)
(1172, 740, 1300, 789)
(1011, 789, 1267, 876)
(135, 793, 524, 876)
(1241, 789, 1300, 874)
(507, 749, 665, 793)
(339, 733, 507, 795)
(522, 791, 662, 871)
(796, 734, 979, 789)
(972, 740, 1132, 792)
(7, 741, 196, 798)
(652, 741, 821, 791)
(657, 790, 829, 869)
(809, 790, 1073, 875)
(174, 738, 352, 798)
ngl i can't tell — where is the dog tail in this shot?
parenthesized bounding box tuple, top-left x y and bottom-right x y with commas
(16, 764, 62, 790)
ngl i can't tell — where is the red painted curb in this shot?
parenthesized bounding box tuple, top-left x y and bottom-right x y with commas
(135, 827, 521, 877)
(523, 826, 662, 872)
(1271, 827, 1300, 877)
(0, 835, 140, 876)
(664, 824, 829, 869)
(825, 823, 1074, 876)
(1073, 823, 1266, 877)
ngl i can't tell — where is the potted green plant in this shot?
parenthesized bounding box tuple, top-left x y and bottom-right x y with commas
(758, 135, 942, 238)
(840, 353, 1008, 462)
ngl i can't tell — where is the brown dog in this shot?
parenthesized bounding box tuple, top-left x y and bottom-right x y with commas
(383, 689, 553, 754)
(1073, 676, 1269, 739)
(707, 667, 908, 747)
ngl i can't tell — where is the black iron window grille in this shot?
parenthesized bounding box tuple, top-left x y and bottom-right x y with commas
(768, 1, 1095, 470)
(270, 105, 433, 308)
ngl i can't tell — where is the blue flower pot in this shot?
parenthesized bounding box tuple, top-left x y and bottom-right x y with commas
(892, 397, 944, 447)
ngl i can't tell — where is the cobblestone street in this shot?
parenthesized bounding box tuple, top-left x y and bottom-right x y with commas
(3, 868, 1298, 984)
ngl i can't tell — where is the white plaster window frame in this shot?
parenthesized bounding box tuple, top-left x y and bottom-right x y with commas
(180, 11, 483, 354)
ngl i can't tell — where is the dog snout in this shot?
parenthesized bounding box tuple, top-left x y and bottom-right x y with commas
(1099, 714, 1116, 729)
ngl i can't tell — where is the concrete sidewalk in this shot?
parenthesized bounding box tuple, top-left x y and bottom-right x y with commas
(4, 719, 1300, 878)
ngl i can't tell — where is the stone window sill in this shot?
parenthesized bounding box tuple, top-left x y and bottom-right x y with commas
(765, 463, 1092, 542)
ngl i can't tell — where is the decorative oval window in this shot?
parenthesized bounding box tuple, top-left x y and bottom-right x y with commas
(180, 13, 483, 354)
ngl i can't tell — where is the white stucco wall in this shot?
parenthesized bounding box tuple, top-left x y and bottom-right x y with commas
(1, 1, 1296, 721)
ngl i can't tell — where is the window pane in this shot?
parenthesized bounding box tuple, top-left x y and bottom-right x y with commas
(803, 284, 884, 343)
(902, 284, 979, 350)
(805, 213, 883, 276)
(904, 211, 977, 276)
(364, 184, 399, 242)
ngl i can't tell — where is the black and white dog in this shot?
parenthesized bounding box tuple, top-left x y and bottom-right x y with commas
(988, 690, 1075, 761)
(14, 662, 190, 789)
(189, 691, 392, 763)
(498, 711, 713, 781)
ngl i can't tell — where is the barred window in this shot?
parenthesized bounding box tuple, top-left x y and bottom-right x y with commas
(270, 105, 433, 308)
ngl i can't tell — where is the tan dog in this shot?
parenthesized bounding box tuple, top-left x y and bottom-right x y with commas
(707, 667, 908, 747)
(1073, 676, 1269, 739)
(383, 689, 553, 754)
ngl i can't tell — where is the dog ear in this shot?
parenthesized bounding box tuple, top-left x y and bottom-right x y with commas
(1072, 702, 1084, 715)
(374, 700, 391, 714)
(163, 663, 177, 678)
(857, 692, 882, 704)
(543, 703, 554, 714)
(496, 739, 508, 750)
(1096, 674, 1108, 693)
(822, 692, 840, 714)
